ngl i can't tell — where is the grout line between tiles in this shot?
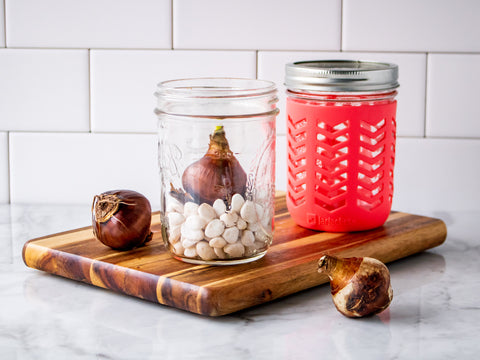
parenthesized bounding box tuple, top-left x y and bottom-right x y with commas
(6, 131, 10, 204)
(171, 0, 174, 49)
(3, 0, 7, 47)
(423, 53, 429, 138)
(340, 0, 343, 51)
(88, 49, 92, 133)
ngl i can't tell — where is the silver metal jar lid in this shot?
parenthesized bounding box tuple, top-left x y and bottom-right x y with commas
(285, 60, 399, 92)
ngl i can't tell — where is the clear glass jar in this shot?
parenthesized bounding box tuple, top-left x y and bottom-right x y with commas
(155, 78, 278, 265)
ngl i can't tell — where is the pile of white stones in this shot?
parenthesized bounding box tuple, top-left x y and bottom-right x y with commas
(165, 193, 272, 261)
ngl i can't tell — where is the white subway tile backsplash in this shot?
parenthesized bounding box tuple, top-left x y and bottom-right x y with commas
(173, 0, 341, 50)
(91, 50, 256, 133)
(6, 0, 171, 49)
(343, 0, 480, 52)
(393, 138, 480, 212)
(426, 54, 480, 138)
(9, 133, 160, 206)
(258, 51, 426, 137)
(0, 132, 8, 203)
(0, 49, 89, 132)
(0, 1, 5, 48)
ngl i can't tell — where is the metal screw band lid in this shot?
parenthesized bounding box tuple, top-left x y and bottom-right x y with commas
(285, 60, 399, 92)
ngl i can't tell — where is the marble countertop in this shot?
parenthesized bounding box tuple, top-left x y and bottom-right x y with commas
(0, 203, 478, 360)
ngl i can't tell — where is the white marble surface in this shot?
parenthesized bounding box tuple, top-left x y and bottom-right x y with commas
(0, 204, 478, 360)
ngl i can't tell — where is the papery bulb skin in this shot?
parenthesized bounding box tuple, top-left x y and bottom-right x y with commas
(318, 255, 393, 318)
(92, 190, 153, 250)
(182, 126, 247, 205)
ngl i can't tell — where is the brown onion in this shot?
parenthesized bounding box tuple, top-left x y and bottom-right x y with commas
(92, 190, 153, 250)
(318, 254, 393, 318)
(182, 126, 247, 205)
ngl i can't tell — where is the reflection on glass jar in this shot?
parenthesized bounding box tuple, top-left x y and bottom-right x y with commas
(155, 78, 278, 265)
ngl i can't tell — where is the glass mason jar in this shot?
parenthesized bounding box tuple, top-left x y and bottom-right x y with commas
(285, 60, 399, 232)
(155, 78, 278, 265)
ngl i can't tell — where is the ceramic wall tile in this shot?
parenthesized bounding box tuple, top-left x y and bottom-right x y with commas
(426, 54, 480, 138)
(90, 50, 256, 133)
(173, 0, 341, 50)
(9, 133, 160, 206)
(0, 49, 89, 132)
(343, 0, 480, 52)
(5, 0, 171, 48)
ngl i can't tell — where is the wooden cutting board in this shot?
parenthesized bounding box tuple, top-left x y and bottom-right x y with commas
(23, 193, 447, 316)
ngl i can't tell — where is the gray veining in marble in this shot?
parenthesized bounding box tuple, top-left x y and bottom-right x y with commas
(0, 204, 479, 359)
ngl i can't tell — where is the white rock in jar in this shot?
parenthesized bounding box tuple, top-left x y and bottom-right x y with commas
(182, 237, 199, 249)
(224, 242, 245, 258)
(196, 241, 216, 261)
(240, 230, 255, 246)
(214, 247, 227, 259)
(240, 200, 257, 223)
(223, 226, 240, 244)
(181, 223, 204, 242)
(184, 201, 199, 217)
(173, 241, 184, 255)
(213, 199, 226, 217)
(166, 195, 184, 214)
(209, 236, 227, 248)
(198, 203, 216, 222)
(231, 193, 245, 213)
(185, 214, 207, 230)
(167, 212, 185, 227)
(236, 218, 247, 230)
(220, 212, 237, 227)
(204, 219, 225, 238)
(183, 246, 197, 258)
(168, 225, 182, 243)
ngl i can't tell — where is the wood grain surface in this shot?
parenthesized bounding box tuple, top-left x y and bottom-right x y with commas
(23, 194, 447, 316)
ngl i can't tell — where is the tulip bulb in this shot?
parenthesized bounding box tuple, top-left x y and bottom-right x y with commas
(182, 126, 247, 205)
(318, 255, 393, 318)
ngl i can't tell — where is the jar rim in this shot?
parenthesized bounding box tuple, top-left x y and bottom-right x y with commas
(156, 77, 277, 99)
(285, 60, 399, 92)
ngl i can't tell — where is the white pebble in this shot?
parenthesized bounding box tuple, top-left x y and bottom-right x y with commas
(240, 200, 257, 223)
(173, 241, 184, 255)
(168, 225, 181, 243)
(196, 241, 217, 261)
(240, 230, 255, 246)
(185, 215, 207, 230)
(223, 227, 240, 244)
(254, 230, 270, 243)
(220, 212, 237, 227)
(166, 196, 184, 214)
(167, 212, 185, 226)
(213, 199, 227, 216)
(237, 218, 247, 230)
(181, 224, 204, 241)
(198, 203, 216, 222)
(209, 236, 227, 248)
(231, 193, 245, 213)
(184, 202, 199, 217)
(214, 247, 227, 259)
(247, 221, 260, 232)
(224, 243, 245, 258)
(255, 203, 265, 222)
(182, 237, 199, 249)
(204, 219, 225, 238)
(244, 245, 256, 257)
(183, 246, 197, 258)
(254, 241, 267, 250)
